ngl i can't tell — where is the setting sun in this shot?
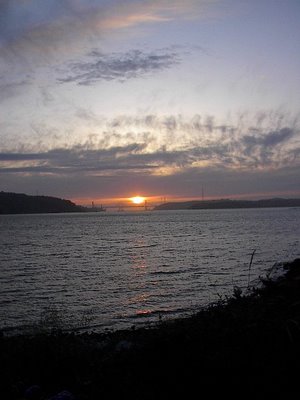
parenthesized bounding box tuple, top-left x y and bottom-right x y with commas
(130, 196, 146, 204)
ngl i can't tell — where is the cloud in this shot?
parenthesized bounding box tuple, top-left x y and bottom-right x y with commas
(0, 144, 160, 175)
(0, 79, 31, 103)
(1, 110, 299, 200)
(58, 48, 180, 85)
(0, 0, 215, 100)
(1, 149, 299, 201)
(0, 152, 47, 161)
(240, 127, 297, 168)
(242, 127, 294, 147)
(1, 112, 299, 178)
(0, 0, 216, 66)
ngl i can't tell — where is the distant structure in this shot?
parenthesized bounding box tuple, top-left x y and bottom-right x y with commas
(118, 203, 125, 212)
(98, 204, 106, 212)
(92, 201, 106, 212)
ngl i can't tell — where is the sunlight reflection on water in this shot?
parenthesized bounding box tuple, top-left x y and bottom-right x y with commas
(0, 208, 299, 333)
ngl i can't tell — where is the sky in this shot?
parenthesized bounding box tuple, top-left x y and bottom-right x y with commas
(1, 0, 300, 205)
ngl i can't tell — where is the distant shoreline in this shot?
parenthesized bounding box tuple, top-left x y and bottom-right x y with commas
(1, 191, 300, 214)
(154, 198, 300, 211)
(0, 191, 86, 214)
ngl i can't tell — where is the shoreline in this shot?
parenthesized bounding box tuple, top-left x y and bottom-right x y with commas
(1, 258, 300, 398)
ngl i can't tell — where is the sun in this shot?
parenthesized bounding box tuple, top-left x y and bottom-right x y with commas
(130, 196, 146, 204)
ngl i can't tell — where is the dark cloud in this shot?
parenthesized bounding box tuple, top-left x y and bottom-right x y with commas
(0, 152, 47, 161)
(240, 127, 297, 168)
(0, 144, 161, 175)
(243, 127, 294, 147)
(58, 49, 180, 85)
(1, 154, 299, 201)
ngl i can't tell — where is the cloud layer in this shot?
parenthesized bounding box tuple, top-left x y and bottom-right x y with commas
(58, 48, 180, 85)
(1, 112, 299, 178)
(0, 0, 212, 64)
(1, 2, 299, 200)
(1, 112, 299, 201)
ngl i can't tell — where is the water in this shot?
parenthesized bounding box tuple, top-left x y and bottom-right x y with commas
(0, 208, 299, 333)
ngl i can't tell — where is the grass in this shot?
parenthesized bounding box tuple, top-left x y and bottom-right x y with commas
(247, 248, 256, 287)
(1, 258, 300, 398)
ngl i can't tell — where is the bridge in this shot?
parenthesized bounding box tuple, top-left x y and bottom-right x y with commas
(89, 200, 155, 212)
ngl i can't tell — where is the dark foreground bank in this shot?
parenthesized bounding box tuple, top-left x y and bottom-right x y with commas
(1, 259, 300, 399)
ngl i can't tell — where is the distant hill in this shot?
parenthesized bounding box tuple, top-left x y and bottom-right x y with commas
(154, 198, 300, 211)
(0, 192, 85, 214)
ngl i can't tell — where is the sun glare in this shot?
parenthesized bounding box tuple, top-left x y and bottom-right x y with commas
(130, 196, 145, 204)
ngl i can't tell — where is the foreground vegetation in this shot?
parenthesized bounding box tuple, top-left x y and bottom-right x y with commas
(1, 259, 300, 399)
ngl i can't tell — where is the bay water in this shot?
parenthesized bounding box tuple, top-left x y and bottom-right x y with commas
(0, 208, 299, 333)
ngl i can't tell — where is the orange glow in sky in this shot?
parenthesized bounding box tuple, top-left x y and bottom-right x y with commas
(130, 196, 146, 204)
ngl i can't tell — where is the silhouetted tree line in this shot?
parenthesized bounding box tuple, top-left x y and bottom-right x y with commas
(0, 192, 85, 214)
